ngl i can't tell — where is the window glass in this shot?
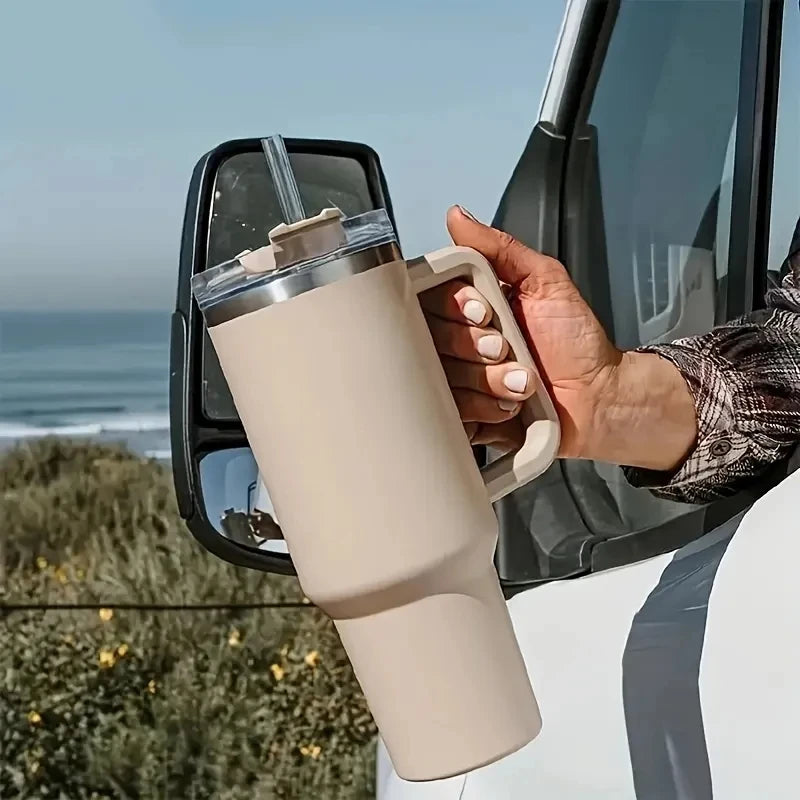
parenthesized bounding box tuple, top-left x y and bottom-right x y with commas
(500, 0, 759, 581)
(589, 0, 746, 351)
(572, 0, 755, 537)
(768, 0, 800, 276)
(575, 0, 750, 534)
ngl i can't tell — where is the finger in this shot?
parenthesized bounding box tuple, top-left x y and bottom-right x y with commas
(426, 315, 509, 364)
(442, 357, 536, 401)
(452, 388, 523, 424)
(463, 421, 479, 442)
(471, 418, 525, 452)
(446, 205, 571, 291)
(419, 279, 493, 327)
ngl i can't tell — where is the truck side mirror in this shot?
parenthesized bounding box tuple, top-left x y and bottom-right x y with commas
(169, 137, 399, 575)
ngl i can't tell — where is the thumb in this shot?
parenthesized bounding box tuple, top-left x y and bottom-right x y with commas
(446, 205, 564, 290)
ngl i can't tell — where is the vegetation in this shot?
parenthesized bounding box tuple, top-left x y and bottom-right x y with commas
(0, 439, 376, 799)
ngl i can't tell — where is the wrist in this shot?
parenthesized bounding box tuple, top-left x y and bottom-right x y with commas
(585, 350, 698, 471)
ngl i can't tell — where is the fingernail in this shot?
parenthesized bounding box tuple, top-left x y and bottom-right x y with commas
(463, 299, 488, 325)
(477, 334, 504, 360)
(498, 399, 519, 412)
(457, 205, 479, 223)
(503, 369, 529, 394)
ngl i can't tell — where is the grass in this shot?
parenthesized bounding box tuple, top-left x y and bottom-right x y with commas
(0, 438, 377, 799)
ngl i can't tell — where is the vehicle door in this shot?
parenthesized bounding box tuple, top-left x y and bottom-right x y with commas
(379, 0, 794, 796)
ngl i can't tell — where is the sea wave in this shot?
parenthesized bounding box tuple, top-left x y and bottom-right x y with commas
(0, 414, 171, 439)
(8, 405, 129, 419)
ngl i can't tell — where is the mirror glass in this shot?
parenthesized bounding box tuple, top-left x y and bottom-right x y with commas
(198, 447, 288, 555)
(201, 150, 378, 421)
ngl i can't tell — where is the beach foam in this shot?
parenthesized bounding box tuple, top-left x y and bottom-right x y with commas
(0, 413, 170, 440)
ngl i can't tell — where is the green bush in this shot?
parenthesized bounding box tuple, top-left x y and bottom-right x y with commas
(0, 438, 377, 799)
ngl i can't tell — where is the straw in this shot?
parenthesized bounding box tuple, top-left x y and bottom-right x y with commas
(261, 135, 306, 224)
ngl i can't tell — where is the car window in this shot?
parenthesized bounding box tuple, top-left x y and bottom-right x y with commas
(569, 0, 773, 539)
(571, 0, 765, 539)
(499, 0, 768, 582)
(586, 0, 748, 350)
(768, 0, 800, 277)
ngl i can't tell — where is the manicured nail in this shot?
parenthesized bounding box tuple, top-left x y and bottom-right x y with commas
(503, 369, 529, 394)
(498, 399, 519, 412)
(477, 334, 504, 360)
(458, 205, 479, 223)
(463, 299, 488, 325)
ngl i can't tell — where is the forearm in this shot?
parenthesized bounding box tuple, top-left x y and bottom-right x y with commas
(578, 236, 800, 504)
(586, 351, 698, 473)
(625, 317, 800, 503)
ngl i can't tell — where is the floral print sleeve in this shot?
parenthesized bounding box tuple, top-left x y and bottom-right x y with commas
(623, 218, 800, 504)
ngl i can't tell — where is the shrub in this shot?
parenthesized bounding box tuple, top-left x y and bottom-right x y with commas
(0, 439, 376, 799)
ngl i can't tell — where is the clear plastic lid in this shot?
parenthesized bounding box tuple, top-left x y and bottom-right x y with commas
(192, 133, 399, 315)
(192, 207, 398, 313)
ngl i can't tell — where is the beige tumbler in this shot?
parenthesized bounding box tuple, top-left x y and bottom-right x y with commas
(193, 206, 560, 781)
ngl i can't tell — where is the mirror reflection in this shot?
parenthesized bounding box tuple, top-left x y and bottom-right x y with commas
(198, 447, 288, 554)
(206, 150, 376, 270)
(202, 150, 378, 422)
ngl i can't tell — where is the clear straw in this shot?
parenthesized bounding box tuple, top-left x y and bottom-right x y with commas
(261, 135, 306, 224)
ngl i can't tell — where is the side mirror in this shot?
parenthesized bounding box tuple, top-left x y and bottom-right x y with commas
(169, 137, 399, 575)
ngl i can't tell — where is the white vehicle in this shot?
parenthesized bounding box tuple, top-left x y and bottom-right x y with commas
(376, 462, 800, 799)
(172, 0, 800, 797)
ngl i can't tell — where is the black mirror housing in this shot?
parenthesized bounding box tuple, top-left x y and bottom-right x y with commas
(169, 137, 399, 575)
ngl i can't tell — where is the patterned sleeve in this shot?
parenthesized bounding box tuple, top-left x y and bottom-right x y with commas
(623, 219, 800, 504)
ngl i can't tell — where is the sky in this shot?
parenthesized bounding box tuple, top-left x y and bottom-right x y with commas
(0, 0, 797, 311)
(0, 0, 565, 310)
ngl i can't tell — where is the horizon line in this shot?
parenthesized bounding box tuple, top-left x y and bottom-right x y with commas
(0, 307, 172, 313)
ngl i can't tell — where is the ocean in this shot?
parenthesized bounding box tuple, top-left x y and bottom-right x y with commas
(0, 310, 172, 459)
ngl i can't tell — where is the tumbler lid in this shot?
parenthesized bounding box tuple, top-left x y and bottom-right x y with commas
(192, 205, 399, 325)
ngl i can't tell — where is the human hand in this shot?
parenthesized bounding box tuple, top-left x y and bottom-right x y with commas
(419, 246, 539, 454)
(422, 205, 697, 470)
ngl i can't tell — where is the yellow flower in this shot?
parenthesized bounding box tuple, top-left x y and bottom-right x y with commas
(270, 663, 285, 681)
(54, 566, 68, 584)
(116, 643, 129, 657)
(304, 650, 320, 668)
(98, 608, 113, 622)
(27, 710, 42, 725)
(35, 556, 48, 571)
(228, 629, 242, 647)
(299, 744, 322, 759)
(98, 648, 116, 669)
(146, 679, 157, 695)
(76, 568, 85, 581)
